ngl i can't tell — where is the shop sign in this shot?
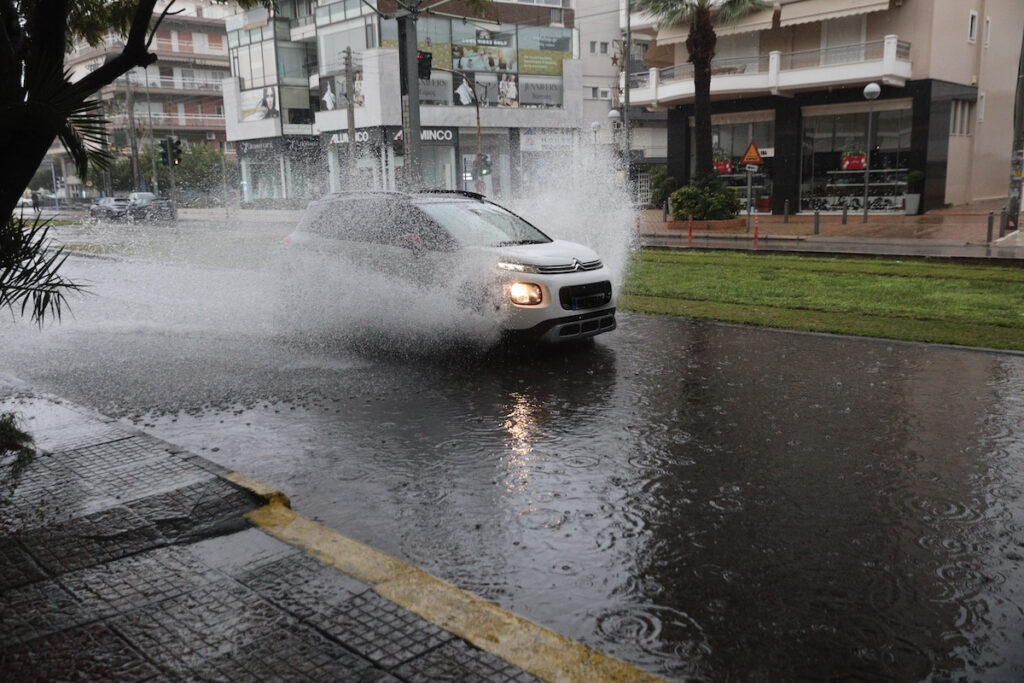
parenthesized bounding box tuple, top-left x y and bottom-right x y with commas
(238, 139, 277, 155)
(389, 127, 457, 144)
(521, 128, 573, 153)
(287, 137, 321, 155)
(329, 130, 373, 145)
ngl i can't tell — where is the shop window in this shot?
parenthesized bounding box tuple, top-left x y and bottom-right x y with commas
(800, 107, 913, 213)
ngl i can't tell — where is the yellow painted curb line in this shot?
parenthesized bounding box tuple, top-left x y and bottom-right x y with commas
(225, 472, 667, 683)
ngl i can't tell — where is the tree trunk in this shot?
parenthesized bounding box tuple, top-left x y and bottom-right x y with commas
(0, 123, 58, 215)
(687, 5, 716, 178)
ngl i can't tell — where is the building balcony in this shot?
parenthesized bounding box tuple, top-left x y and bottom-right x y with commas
(102, 75, 229, 98)
(629, 35, 912, 108)
(109, 112, 226, 131)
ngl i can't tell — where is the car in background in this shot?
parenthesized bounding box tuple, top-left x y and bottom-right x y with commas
(127, 192, 176, 222)
(283, 190, 616, 343)
(88, 197, 130, 222)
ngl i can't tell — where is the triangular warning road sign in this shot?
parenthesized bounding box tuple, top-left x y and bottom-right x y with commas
(740, 141, 763, 165)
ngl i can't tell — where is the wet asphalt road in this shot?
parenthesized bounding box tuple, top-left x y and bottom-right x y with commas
(2, 221, 1023, 680)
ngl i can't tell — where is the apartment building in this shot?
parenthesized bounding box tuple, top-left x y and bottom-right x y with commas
(62, 0, 236, 195)
(222, 0, 581, 205)
(627, 0, 1024, 214)
(577, 0, 667, 204)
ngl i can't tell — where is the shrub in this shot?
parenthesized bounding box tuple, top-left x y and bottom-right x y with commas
(649, 166, 678, 209)
(907, 170, 925, 194)
(670, 173, 741, 221)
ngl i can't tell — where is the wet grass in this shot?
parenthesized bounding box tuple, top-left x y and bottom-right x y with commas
(622, 249, 1024, 351)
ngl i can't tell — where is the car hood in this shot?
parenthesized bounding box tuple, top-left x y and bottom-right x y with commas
(476, 239, 602, 267)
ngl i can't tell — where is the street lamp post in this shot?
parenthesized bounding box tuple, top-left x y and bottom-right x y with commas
(591, 120, 600, 145)
(862, 82, 880, 223)
(607, 108, 621, 158)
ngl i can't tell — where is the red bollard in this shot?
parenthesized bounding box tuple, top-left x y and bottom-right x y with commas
(688, 213, 693, 246)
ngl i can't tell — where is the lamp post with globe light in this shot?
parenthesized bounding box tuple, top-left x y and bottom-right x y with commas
(862, 82, 880, 222)
(591, 120, 601, 145)
(607, 108, 621, 161)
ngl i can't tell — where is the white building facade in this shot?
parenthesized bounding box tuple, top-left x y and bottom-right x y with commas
(222, 0, 583, 206)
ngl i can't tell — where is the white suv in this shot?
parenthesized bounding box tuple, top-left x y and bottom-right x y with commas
(284, 191, 616, 343)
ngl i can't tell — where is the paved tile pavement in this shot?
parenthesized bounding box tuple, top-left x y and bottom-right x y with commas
(0, 386, 551, 682)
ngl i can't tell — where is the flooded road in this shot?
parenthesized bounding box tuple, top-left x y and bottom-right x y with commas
(2, 222, 1023, 679)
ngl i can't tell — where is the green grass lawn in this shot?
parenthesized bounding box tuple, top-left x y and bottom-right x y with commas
(621, 249, 1024, 351)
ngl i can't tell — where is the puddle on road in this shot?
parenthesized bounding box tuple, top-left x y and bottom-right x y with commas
(139, 319, 1024, 681)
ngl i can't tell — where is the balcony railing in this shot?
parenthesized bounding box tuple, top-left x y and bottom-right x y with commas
(118, 75, 227, 92)
(109, 112, 226, 129)
(630, 35, 912, 107)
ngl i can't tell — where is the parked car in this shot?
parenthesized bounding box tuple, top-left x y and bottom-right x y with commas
(282, 190, 616, 343)
(88, 197, 130, 222)
(127, 192, 177, 222)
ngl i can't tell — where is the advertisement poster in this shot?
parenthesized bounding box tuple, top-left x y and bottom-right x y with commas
(519, 78, 561, 107)
(240, 86, 280, 121)
(518, 26, 572, 76)
(319, 74, 364, 110)
(452, 29, 517, 73)
(453, 72, 477, 106)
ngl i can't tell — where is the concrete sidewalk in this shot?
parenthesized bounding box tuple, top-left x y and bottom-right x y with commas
(639, 203, 1024, 260)
(0, 380, 660, 682)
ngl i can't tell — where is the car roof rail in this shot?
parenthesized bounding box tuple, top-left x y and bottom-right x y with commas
(416, 189, 486, 200)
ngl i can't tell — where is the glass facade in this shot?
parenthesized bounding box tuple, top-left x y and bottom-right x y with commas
(691, 117, 776, 212)
(800, 106, 912, 212)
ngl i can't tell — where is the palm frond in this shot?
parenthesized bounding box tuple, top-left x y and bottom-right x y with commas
(716, 0, 772, 25)
(632, 0, 708, 28)
(0, 213, 86, 325)
(56, 97, 113, 178)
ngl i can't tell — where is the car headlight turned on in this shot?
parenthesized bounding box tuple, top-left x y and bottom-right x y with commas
(508, 282, 543, 306)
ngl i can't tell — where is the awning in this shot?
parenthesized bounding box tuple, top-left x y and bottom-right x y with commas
(655, 8, 775, 46)
(642, 42, 675, 69)
(779, 0, 890, 27)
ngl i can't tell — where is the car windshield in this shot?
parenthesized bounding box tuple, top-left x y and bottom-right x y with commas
(416, 200, 551, 247)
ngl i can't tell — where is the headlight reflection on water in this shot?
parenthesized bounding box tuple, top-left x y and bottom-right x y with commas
(503, 392, 539, 494)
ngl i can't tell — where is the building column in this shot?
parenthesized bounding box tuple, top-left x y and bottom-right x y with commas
(772, 98, 801, 215)
(667, 105, 691, 188)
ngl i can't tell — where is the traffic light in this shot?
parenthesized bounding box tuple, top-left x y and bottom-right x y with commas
(417, 51, 432, 80)
(170, 137, 182, 166)
(480, 154, 491, 175)
(158, 139, 169, 166)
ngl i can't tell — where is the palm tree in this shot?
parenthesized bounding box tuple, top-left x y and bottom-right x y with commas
(633, 0, 770, 177)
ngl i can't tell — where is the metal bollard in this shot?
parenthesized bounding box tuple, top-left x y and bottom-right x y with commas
(987, 211, 994, 242)
(842, 206, 848, 225)
(1000, 209, 1008, 238)
(814, 210, 820, 235)
(784, 199, 790, 223)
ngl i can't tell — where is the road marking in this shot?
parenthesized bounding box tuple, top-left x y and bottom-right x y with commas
(226, 471, 667, 683)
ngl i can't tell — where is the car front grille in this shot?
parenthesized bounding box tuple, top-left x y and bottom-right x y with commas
(537, 259, 603, 275)
(559, 281, 612, 311)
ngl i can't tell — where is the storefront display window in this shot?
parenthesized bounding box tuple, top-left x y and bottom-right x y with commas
(691, 115, 775, 212)
(800, 104, 912, 212)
